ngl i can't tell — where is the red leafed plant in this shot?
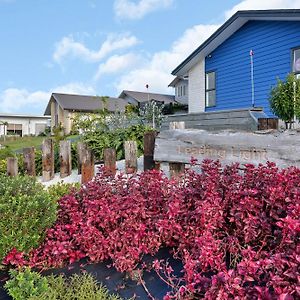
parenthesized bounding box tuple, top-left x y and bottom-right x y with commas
(3, 161, 300, 299)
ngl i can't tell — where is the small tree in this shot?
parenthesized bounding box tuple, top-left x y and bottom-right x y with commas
(139, 100, 165, 129)
(269, 73, 300, 129)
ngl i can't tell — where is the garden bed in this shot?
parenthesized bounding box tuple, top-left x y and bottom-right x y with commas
(1, 161, 299, 299)
(0, 248, 182, 300)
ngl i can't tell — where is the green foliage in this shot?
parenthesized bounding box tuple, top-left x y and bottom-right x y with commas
(83, 124, 151, 160)
(163, 102, 188, 115)
(47, 182, 80, 201)
(139, 100, 165, 129)
(72, 109, 151, 160)
(0, 141, 79, 176)
(5, 269, 123, 300)
(0, 176, 57, 261)
(33, 273, 122, 300)
(52, 123, 65, 144)
(269, 73, 300, 128)
(125, 104, 139, 114)
(5, 268, 49, 300)
(0, 146, 14, 160)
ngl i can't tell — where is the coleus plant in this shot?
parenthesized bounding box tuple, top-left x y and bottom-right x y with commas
(3, 161, 300, 299)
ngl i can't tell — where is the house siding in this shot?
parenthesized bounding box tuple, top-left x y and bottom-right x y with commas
(174, 79, 189, 104)
(205, 20, 300, 116)
(0, 116, 50, 136)
(188, 59, 205, 113)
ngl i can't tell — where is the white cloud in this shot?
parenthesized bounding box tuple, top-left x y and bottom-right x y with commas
(114, 0, 174, 20)
(225, 0, 300, 18)
(94, 53, 143, 80)
(116, 0, 300, 94)
(53, 33, 138, 64)
(116, 24, 219, 93)
(0, 83, 95, 114)
(0, 88, 49, 113)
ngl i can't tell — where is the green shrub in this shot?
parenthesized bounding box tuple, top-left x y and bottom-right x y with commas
(269, 73, 300, 129)
(35, 273, 122, 300)
(6, 269, 122, 300)
(0, 158, 6, 174)
(84, 124, 152, 160)
(5, 267, 49, 300)
(0, 146, 15, 160)
(0, 176, 57, 261)
(47, 182, 80, 201)
(0, 142, 79, 176)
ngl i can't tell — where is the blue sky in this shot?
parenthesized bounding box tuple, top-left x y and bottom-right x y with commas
(0, 0, 299, 115)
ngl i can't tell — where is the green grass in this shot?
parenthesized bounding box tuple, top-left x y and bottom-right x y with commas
(1, 135, 79, 152)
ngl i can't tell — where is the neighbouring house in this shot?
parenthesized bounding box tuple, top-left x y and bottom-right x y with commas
(0, 113, 50, 137)
(168, 77, 189, 105)
(118, 90, 177, 108)
(44, 93, 128, 135)
(170, 9, 300, 126)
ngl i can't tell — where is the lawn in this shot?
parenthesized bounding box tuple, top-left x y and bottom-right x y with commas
(1, 135, 79, 152)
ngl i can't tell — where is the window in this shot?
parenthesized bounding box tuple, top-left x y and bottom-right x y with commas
(205, 71, 216, 107)
(183, 85, 186, 96)
(292, 48, 300, 75)
(7, 124, 22, 136)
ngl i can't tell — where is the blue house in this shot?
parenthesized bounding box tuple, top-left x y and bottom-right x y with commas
(171, 9, 300, 119)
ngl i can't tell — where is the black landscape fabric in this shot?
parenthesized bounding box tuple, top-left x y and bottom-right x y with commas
(0, 248, 182, 300)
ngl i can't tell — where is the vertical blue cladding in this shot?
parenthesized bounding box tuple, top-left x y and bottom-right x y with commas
(205, 21, 300, 116)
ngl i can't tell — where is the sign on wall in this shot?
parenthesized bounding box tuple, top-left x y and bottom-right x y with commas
(154, 129, 300, 168)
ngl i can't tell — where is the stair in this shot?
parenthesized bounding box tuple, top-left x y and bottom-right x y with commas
(161, 108, 269, 132)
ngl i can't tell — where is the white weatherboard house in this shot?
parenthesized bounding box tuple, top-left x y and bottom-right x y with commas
(0, 113, 50, 137)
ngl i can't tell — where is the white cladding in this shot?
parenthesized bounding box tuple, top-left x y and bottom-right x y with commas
(0, 115, 50, 136)
(188, 59, 205, 113)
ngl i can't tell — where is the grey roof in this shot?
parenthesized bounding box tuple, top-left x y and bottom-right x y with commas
(0, 113, 50, 119)
(44, 93, 128, 115)
(172, 9, 300, 76)
(168, 77, 188, 87)
(119, 90, 176, 104)
(168, 77, 181, 87)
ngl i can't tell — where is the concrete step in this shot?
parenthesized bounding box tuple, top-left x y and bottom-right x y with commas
(162, 108, 259, 132)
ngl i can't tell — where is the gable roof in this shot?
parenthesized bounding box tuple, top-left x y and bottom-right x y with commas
(172, 9, 300, 76)
(44, 93, 128, 115)
(119, 90, 176, 104)
(168, 77, 188, 87)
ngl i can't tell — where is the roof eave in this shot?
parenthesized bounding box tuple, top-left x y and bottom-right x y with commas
(172, 9, 300, 76)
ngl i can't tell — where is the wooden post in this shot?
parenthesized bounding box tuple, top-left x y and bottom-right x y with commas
(169, 121, 185, 130)
(258, 118, 278, 130)
(23, 147, 36, 176)
(42, 139, 54, 182)
(169, 122, 185, 178)
(154, 162, 161, 171)
(81, 144, 94, 184)
(103, 148, 116, 176)
(169, 162, 185, 179)
(77, 142, 85, 175)
(60, 140, 72, 178)
(7, 157, 18, 177)
(124, 141, 138, 174)
(144, 131, 156, 171)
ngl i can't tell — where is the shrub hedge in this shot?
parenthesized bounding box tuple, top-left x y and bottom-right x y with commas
(3, 161, 299, 299)
(0, 176, 57, 262)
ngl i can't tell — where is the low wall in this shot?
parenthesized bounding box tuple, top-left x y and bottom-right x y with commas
(154, 129, 300, 169)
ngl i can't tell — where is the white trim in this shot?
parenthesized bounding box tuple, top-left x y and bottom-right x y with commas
(188, 59, 205, 113)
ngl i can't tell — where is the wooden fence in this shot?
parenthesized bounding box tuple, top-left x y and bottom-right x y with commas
(5, 130, 159, 184)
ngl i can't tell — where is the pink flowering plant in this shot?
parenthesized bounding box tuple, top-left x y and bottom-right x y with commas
(3, 160, 299, 299)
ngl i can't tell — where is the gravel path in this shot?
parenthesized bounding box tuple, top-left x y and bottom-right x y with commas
(38, 156, 169, 187)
